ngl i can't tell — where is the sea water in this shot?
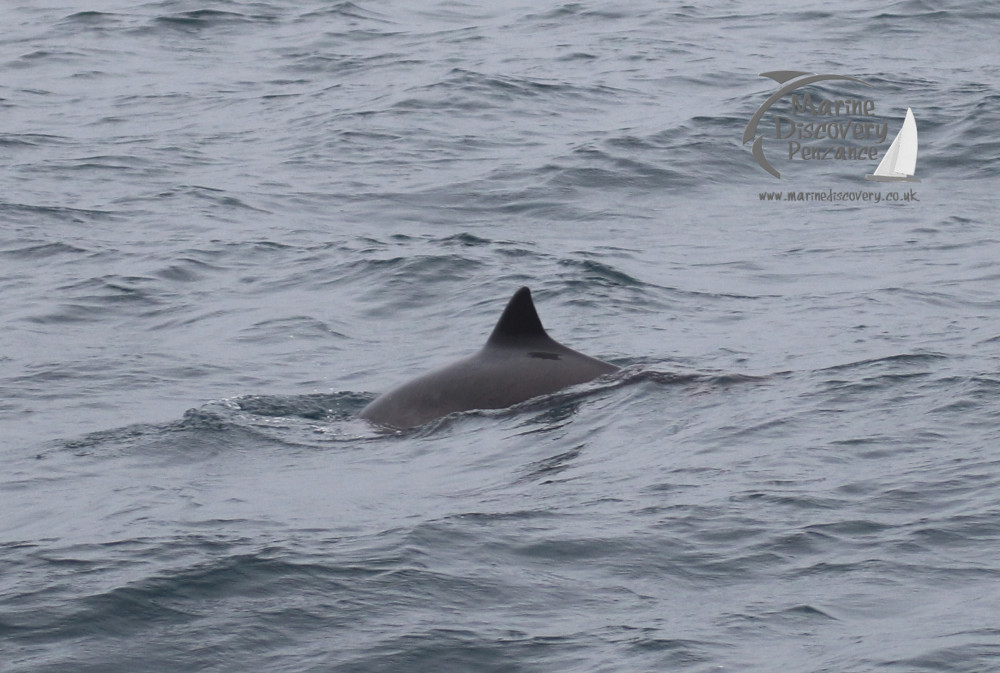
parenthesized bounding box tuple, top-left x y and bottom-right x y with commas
(2, 1, 999, 671)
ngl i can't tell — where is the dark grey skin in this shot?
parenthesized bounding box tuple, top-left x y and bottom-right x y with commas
(359, 287, 619, 429)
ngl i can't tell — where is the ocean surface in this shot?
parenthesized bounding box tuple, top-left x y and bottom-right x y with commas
(2, 1, 999, 671)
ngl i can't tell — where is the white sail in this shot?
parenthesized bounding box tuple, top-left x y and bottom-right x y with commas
(893, 107, 918, 175)
(866, 107, 919, 182)
(872, 130, 902, 177)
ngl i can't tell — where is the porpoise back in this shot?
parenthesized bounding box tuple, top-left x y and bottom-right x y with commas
(359, 287, 618, 428)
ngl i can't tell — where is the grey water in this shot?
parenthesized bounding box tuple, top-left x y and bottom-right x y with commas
(2, 0, 1000, 671)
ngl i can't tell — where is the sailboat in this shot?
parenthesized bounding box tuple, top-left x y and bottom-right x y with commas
(866, 107, 920, 182)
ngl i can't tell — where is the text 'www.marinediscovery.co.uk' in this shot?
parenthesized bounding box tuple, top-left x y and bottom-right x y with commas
(758, 188, 920, 203)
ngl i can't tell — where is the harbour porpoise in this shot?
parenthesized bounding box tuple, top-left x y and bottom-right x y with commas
(359, 287, 619, 428)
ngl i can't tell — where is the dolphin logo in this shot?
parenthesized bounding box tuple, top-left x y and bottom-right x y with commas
(744, 71, 871, 178)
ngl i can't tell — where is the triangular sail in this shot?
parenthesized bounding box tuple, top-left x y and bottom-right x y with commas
(893, 108, 918, 176)
(866, 107, 919, 182)
(872, 129, 902, 177)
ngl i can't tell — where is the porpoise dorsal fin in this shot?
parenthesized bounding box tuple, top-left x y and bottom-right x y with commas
(486, 287, 553, 346)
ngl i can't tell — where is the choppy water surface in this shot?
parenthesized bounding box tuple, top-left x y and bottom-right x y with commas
(2, 1, 1000, 671)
